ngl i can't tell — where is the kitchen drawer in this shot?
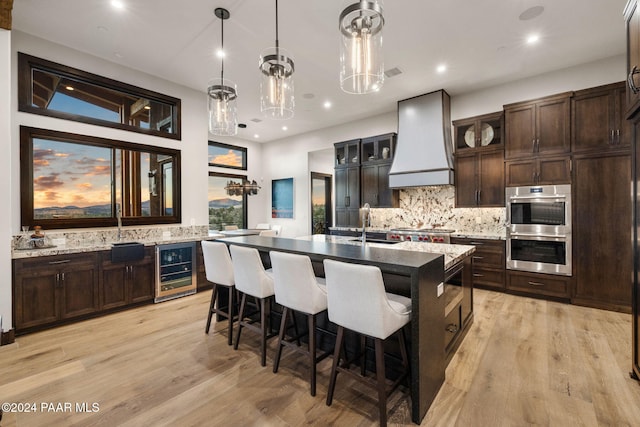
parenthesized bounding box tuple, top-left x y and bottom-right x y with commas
(444, 304, 461, 351)
(472, 268, 505, 290)
(507, 271, 571, 298)
(472, 251, 504, 268)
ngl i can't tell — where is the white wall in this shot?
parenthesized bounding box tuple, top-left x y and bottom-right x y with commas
(1, 29, 12, 332)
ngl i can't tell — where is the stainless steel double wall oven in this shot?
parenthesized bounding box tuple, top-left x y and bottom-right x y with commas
(506, 184, 572, 276)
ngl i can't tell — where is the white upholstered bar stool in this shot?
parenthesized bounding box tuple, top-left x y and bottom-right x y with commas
(201, 241, 236, 345)
(323, 259, 411, 427)
(271, 225, 282, 236)
(259, 229, 277, 237)
(269, 251, 331, 396)
(230, 244, 276, 366)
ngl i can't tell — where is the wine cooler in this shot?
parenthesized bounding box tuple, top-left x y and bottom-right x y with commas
(155, 242, 196, 302)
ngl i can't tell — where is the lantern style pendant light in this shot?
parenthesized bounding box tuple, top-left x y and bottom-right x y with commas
(339, 0, 385, 94)
(208, 8, 238, 136)
(259, 0, 295, 119)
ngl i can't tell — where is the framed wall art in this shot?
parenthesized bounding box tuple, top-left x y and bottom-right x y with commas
(271, 178, 294, 218)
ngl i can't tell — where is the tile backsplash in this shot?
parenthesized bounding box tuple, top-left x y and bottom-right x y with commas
(370, 185, 505, 234)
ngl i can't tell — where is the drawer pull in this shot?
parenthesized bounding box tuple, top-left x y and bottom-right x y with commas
(473, 273, 484, 278)
(445, 324, 459, 334)
(472, 256, 484, 260)
(469, 241, 484, 245)
(48, 259, 71, 265)
(528, 281, 545, 287)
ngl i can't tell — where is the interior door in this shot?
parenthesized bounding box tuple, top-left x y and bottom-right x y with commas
(311, 172, 332, 234)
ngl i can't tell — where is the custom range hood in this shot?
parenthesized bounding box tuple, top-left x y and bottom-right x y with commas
(389, 90, 454, 188)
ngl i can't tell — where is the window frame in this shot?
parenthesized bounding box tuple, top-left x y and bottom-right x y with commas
(208, 171, 248, 230)
(20, 126, 182, 230)
(208, 141, 247, 170)
(18, 52, 182, 140)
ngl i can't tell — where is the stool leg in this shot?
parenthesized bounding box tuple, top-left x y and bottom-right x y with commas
(234, 293, 247, 350)
(326, 325, 345, 406)
(374, 337, 388, 427)
(360, 334, 367, 376)
(308, 313, 317, 396)
(273, 306, 289, 373)
(226, 285, 235, 345)
(260, 297, 268, 367)
(399, 328, 409, 374)
(205, 284, 218, 334)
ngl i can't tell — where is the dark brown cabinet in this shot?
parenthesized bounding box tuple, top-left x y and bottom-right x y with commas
(453, 111, 503, 151)
(504, 93, 571, 159)
(99, 247, 155, 310)
(505, 156, 571, 186)
(627, 0, 640, 114)
(13, 253, 99, 331)
(360, 133, 398, 208)
(334, 165, 360, 226)
(572, 82, 631, 153)
(451, 237, 505, 290)
(455, 149, 504, 207)
(506, 270, 571, 299)
(573, 152, 632, 312)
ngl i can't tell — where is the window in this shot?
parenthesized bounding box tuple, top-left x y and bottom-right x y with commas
(21, 126, 181, 229)
(18, 53, 181, 140)
(208, 172, 247, 230)
(208, 141, 247, 170)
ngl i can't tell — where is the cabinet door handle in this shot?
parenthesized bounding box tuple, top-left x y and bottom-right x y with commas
(628, 65, 640, 94)
(616, 129, 620, 145)
(477, 189, 481, 204)
(532, 139, 536, 152)
(532, 171, 536, 183)
(527, 281, 545, 287)
(55, 273, 60, 286)
(49, 259, 71, 265)
(345, 195, 349, 207)
(61, 272, 65, 282)
(611, 129, 615, 145)
(446, 324, 459, 334)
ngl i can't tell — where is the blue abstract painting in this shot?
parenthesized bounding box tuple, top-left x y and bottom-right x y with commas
(272, 178, 294, 218)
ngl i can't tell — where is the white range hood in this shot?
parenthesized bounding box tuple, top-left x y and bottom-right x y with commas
(389, 90, 454, 188)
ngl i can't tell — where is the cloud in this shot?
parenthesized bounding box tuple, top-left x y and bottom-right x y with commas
(33, 148, 56, 168)
(77, 182, 93, 190)
(34, 173, 64, 190)
(211, 150, 242, 167)
(84, 165, 111, 176)
(44, 191, 58, 201)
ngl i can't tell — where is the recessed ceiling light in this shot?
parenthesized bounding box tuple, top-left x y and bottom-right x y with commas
(65, 86, 74, 91)
(144, 105, 151, 110)
(323, 101, 332, 109)
(526, 34, 540, 45)
(254, 134, 260, 138)
(111, 0, 125, 10)
(371, 84, 380, 92)
(216, 49, 225, 58)
(114, 52, 124, 59)
(436, 64, 447, 74)
(282, 126, 288, 131)
(519, 6, 544, 21)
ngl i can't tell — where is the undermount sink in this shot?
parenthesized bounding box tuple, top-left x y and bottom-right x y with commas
(111, 241, 145, 263)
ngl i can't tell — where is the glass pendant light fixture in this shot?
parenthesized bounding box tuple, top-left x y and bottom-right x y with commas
(259, 0, 295, 119)
(208, 8, 238, 136)
(339, 0, 385, 94)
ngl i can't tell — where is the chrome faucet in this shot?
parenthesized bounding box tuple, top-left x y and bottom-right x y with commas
(361, 203, 371, 244)
(116, 203, 122, 241)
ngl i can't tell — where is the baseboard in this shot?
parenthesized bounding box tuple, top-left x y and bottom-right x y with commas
(1, 328, 15, 346)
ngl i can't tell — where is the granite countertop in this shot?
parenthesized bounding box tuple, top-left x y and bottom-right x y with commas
(11, 232, 224, 259)
(329, 227, 505, 241)
(295, 235, 475, 270)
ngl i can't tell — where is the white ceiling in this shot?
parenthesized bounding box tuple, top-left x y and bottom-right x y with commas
(12, 0, 628, 142)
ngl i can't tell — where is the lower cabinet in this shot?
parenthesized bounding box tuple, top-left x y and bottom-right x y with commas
(99, 248, 155, 310)
(451, 237, 505, 290)
(13, 253, 100, 331)
(506, 270, 571, 299)
(444, 256, 473, 365)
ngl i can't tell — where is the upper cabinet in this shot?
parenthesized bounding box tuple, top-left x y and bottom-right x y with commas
(453, 112, 503, 151)
(335, 139, 360, 167)
(626, 0, 640, 114)
(504, 93, 572, 159)
(572, 82, 631, 153)
(360, 133, 398, 208)
(360, 133, 395, 164)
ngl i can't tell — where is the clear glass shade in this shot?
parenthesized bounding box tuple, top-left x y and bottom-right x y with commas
(259, 46, 295, 119)
(208, 78, 238, 136)
(339, 1, 384, 94)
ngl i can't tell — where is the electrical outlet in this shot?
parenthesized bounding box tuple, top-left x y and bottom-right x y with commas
(475, 216, 482, 224)
(437, 282, 444, 297)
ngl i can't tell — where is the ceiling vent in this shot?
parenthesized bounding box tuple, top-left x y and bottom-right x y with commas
(384, 67, 403, 78)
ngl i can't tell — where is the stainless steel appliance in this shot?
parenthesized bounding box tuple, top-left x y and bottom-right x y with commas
(506, 184, 572, 276)
(155, 242, 196, 302)
(386, 228, 453, 243)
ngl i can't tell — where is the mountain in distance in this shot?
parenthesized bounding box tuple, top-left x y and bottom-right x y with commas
(209, 198, 243, 208)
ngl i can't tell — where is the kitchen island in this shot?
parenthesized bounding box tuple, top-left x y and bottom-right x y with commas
(216, 234, 474, 424)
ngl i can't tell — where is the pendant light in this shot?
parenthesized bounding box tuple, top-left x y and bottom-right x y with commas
(339, 0, 385, 94)
(259, 0, 295, 119)
(208, 8, 238, 136)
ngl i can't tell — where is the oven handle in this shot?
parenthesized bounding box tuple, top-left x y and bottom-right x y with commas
(509, 232, 568, 239)
(508, 195, 567, 201)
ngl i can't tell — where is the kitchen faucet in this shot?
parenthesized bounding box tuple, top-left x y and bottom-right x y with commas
(116, 203, 122, 241)
(361, 203, 371, 244)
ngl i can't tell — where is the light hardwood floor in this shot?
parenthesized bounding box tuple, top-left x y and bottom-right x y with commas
(1, 289, 639, 426)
